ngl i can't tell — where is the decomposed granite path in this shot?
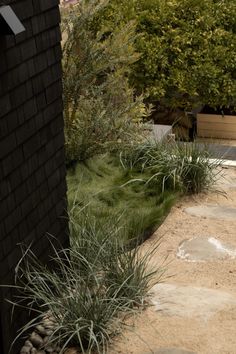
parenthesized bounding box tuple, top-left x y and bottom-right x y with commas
(110, 167, 236, 354)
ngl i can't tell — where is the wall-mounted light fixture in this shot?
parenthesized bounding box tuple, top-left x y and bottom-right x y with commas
(0, 5, 25, 35)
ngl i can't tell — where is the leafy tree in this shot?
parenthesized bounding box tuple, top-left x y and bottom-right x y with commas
(93, 0, 236, 111)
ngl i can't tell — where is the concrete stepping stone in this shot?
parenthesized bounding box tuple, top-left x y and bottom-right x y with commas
(151, 284, 236, 319)
(185, 205, 236, 220)
(177, 237, 236, 262)
(144, 349, 196, 354)
(218, 177, 236, 190)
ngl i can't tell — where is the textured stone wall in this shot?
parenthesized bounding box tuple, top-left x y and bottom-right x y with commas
(0, 1, 68, 352)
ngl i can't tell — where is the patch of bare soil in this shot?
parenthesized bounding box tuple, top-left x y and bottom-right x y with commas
(109, 167, 236, 354)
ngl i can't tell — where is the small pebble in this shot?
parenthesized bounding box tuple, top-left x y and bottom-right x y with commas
(63, 348, 80, 354)
(44, 325, 54, 330)
(43, 317, 56, 325)
(43, 336, 49, 344)
(30, 348, 37, 354)
(43, 320, 55, 330)
(36, 325, 48, 336)
(45, 344, 55, 353)
(20, 346, 31, 354)
(45, 329, 54, 336)
(24, 340, 33, 348)
(30, 332, 44, 348)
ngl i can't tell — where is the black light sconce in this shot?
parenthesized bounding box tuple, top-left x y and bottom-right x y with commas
(0, 5, 25, 35)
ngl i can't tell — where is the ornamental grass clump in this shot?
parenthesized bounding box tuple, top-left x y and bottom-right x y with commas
(69, 209, 165, 307)
(173, 142, 221, 194)
(121, 141, 221, 194)
(13, 247, 127, 354)
(13, 212, 164, 354)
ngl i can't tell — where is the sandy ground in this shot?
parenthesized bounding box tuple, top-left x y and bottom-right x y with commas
(109, 167, 236, 354)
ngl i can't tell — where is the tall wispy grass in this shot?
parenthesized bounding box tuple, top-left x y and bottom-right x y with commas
(67, 154, 176, 244)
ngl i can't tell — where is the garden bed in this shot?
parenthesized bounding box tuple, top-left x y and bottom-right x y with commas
(17, 143, 220, 354)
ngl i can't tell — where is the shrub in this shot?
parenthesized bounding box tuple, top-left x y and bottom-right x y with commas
(62, 0, 148, 163)
(93, 0, 236, 111)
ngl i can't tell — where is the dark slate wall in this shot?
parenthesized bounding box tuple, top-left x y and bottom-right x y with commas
(0, 1, 68, 353)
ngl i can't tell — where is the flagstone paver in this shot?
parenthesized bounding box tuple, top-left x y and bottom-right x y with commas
(185, 205, 236, 220)
(177, 236, 236, 261)
(151, 284, 236, 319)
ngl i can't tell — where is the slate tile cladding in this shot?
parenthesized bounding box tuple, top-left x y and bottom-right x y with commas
(0, 1, 68, 353)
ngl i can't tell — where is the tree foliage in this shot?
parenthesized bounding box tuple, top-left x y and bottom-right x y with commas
(93, 0, 236, 110)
